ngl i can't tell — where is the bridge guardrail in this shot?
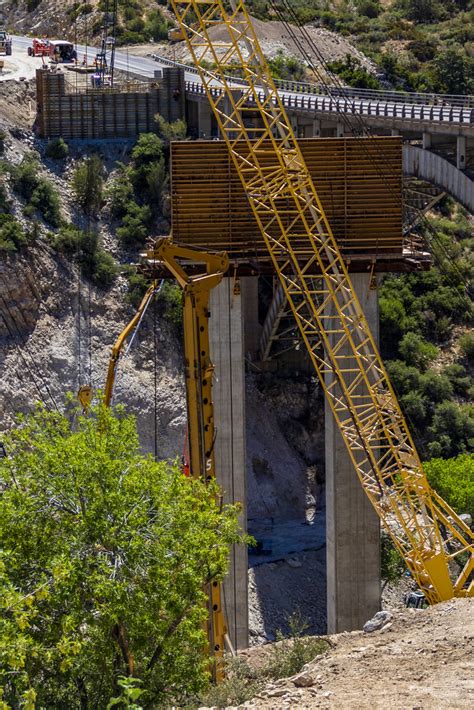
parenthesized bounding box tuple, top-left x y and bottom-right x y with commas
(152, 52, 474, 109)
(185, 81, 474, 125)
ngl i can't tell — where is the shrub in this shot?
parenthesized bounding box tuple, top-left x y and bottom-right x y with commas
(126, 270, 149, 308)
(45, 137, 69, 160)
(0, 214, 27, 252)
(381, 531, 405, 589)
(386, 360, 421, 396)
(28, 179, 61, 227)
(444, 363, 472, 396)
(265, 612, 328, 680)
(398, 332, 438, 371)
(11, 155, 39, 200)
(72, 155, 104, 217)
(425, 454, 474, 519)
(116, 203, 152, 247)
(155, 115, 187, 146)
(0, 129, 6, 154)
(420, 371, 453, 403)
(131, 133, 164, 168)
(106, 166, 135, 219)
(459, 332, 474, 363)
(0, 402, 243, 707)
(50, 224, 117, 287)
(157, 281, 183, 333)
(357, 0, 381, 18)
(427, 401, 474, 458)
(327, 55, 380, 89)
(0, 178, 10, 214)
(400, 390, 428, 427)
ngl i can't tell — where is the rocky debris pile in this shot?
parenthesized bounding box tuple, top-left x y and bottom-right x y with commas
(157, 15, 377, 77)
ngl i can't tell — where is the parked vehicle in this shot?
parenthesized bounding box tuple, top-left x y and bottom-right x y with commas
(0, 29, 12, 56)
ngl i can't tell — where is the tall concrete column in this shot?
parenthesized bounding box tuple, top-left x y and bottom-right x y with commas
(336, 121, 344, 137)
(422, 132, 432, 150)
(241, 276, 261, 359)
(209, 277, 248, 650)
(198, 101, 213, 138)
(325, 272, 381, 634)
(312, 119, 321, 137)
(457, 136, 466, 170)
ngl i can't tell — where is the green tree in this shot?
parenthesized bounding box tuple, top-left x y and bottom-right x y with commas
(431, 48, 474, 94)
(0, 402, 243, 707)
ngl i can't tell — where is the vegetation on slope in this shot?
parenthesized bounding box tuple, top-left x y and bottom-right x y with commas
(248, 0, 474, 93)
(379, 201, 473, 461)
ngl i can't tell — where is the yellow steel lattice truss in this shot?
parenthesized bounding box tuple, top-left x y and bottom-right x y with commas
(169, 0, 473, 602)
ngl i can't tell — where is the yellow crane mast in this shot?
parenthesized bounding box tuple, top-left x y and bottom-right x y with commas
(169, 0, 473, 602)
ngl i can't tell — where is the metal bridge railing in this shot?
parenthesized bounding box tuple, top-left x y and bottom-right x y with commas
(151, 52, 474, 109)
(185, 81, 474, 125)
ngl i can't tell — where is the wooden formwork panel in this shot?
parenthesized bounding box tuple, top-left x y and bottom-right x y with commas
(171, 137, 403, 260)
(36, 69, 160, 139)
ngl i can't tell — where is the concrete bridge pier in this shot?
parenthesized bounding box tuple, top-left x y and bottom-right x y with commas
(457, 136, 466, 170)
(325, 272, 381, 633)
(209, 277, 248, 650)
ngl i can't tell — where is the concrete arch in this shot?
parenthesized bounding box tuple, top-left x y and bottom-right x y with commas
(403, 145, 474, 213)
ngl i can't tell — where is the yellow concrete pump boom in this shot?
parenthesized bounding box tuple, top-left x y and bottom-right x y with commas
(169, 0, 473, 602)
(106, 238, 229, 679)
(103, 281, 159, 407)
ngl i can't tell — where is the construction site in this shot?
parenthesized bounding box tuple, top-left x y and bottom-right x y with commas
(0, 0, 473, 706)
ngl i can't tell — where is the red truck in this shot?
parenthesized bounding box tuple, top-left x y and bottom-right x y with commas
(28, 39, 77, 63)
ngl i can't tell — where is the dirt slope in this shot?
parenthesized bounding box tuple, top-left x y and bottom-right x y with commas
(240, 598, 474, 709)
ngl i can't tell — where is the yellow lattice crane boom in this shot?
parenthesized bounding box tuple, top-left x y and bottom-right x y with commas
(169, 0, 473, 602)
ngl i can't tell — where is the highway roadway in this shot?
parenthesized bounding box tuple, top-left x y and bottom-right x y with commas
(9, 36, 474, 128)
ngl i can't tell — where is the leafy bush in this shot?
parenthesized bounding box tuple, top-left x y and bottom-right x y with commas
(50, 224, 117, 287)
(398, 332, 438, 371)
(0, 214, 28, 252)
(459, 332, 474, 364)
(45, 137, 69, 160)
(0, 178, 10, 214)
(11, 154, 39, 201)
(126, 270, 149, 308)
(116, 202, 152, 247)
(157, 281, 183, 333)
(268, 51, 306, 82)
(72, 155, 104, 217)
(265, 613, 328, 680)
(155, 115, 187, 146)
(425, 454, 474, 518)
(427, 401, 474, 458)
(131, 133, 164, 167)
(0, 402, 243, 707)
(327, 55, 380, 89)
(106, 165, 135, 219)
(381, 531, 405, 589)
(27, 179, 61, 227)
(0, 129, 6, 155)
(10, 154, 61, 226)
